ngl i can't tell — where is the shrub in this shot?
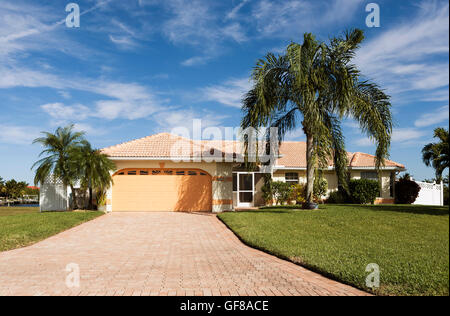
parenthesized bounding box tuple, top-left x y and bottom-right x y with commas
(290, 183, 307, 205)
(314, 177, 328, 202)
(272, 181, 293, 205)
(348, 179, 380, 204)
(395, 177, 421, 204)
(326, 190, 349, 204)
(261, 181, 274, 205)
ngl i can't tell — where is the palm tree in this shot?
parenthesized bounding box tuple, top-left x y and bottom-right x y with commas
(422, 128, 449, 182)
(71, 140, 116, 210)
(32, 125, 85, 210)
(241, 30, 393, 208)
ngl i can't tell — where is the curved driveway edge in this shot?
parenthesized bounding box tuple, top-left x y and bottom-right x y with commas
(0, 212, 369, 296)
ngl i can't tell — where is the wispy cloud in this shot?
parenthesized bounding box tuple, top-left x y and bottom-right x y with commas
(414, 105, 450, 127)
(201, 77, 252, 108)
(355, 1, 449, 102)
(0, 124, 40, 145)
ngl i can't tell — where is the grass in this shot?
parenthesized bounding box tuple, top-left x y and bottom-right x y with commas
(0, 207, 103, 252)
(218, 204, 449, 296)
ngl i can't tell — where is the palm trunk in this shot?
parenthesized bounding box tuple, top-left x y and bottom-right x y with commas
(88, 187, 93, 210)
(70, 184, 78, 210)
(306, 132, 315, 204)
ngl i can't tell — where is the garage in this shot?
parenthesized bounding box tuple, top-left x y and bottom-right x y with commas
(112, 168, 212, 212)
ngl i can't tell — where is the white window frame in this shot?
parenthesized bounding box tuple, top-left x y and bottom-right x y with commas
(285, 172, 299, 184)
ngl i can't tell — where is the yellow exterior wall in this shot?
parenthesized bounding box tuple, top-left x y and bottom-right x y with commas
(270, 169, 394, 199)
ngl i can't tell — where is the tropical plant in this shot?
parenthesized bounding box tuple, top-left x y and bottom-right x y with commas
(348, 179, 379, 204)
(313, 176, 328, 202)
(422, 128, 449, 182)
(70, 140, 116, 210)
(32, 125, 85, 210)
(290, 183, 307, 205)
(395, 174, 421, 204)
(241, 29, 392, 208)
(272, 181, 293, 205)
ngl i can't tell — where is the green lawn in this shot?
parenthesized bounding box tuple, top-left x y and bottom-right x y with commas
(0, 207, 103, 252)
(218, 204, 449, 296)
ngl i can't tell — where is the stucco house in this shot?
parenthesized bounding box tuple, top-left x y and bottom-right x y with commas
(99, 133, 405, 213)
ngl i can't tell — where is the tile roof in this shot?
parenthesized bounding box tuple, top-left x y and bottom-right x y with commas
(101, 133, 405, 169)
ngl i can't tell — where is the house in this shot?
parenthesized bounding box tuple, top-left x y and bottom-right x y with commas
(100, 133, 405, 213)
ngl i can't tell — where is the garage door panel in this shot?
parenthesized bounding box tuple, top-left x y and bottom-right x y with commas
(112, 171, 212, 212)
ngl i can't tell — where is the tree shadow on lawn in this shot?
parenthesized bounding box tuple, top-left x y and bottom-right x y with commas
(335, 204, 449, 216)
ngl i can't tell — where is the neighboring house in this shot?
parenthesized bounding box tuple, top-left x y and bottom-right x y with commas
(98, 133, 406, 213)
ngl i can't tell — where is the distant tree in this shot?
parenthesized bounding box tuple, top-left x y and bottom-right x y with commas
(422, 128, 449, 182)
(71, 141, 116, 210)
(32, 125, 85, 210)
(0, 177, 5, 197)
(4, 180, 28, 199)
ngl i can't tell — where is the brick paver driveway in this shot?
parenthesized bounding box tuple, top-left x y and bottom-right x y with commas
(0, 212, 368, 296)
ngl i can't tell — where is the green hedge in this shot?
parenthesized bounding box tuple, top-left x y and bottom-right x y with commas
(348, 179, 380, 204)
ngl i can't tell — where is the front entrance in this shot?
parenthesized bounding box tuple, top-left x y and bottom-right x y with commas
(233, 172, 255, 208)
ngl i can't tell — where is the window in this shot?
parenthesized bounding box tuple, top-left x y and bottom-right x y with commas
(285, 173, 299, 184)
(361, 172, 378, 181)
(164, 170, 173, 175)
(176, 171, 185, 175)
(152, 170, 161, 175)
(188, 171, 197, 176)
(139, 170, 149, 175)
(128, 170, 137, 175)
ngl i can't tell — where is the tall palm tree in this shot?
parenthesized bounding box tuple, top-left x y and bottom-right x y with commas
(32, 125, 85, 210)
(241, 30, 393, 207)
(71, 140, 116, 210)
(422, 128, 449, 182)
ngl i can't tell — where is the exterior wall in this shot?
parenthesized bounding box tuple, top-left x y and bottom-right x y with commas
(109, 160, 233, 213)
(267, 169, 396, 201)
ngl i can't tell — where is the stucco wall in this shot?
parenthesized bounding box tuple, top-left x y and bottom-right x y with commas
(270, 169, 394, 199)
(107, 160, 234, 213)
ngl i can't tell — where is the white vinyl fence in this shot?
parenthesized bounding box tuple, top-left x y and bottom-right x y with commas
(40, 177, 70, 211)
(413, 181, 444, 206)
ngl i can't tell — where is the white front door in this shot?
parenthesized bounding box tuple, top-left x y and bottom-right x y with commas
(237, 173, 254, 207)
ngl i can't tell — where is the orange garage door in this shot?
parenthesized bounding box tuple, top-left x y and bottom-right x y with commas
(112, 169, 212, 212)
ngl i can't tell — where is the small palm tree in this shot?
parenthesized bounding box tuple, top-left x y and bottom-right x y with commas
(32, 125, 85, 210)
(71, 140, 116, 210)
(241, 30, 393, 207)
(422, 128, 449, 182)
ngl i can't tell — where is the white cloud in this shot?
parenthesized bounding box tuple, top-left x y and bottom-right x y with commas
(201, 78, 252, 108)
(251, 0, 362, 38)
(0, 124, 40, 145)
(355, 128, 428, 147)
(392, 128, 427, 144)
(355, 1, 449, 100)
(414, 105, 450, 127)
(181, 56, 211, 67)
(41, 103, 90, 121)
(153, 108, 229, 133)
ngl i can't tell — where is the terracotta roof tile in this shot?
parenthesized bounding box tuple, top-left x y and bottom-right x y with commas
(101, 133, 405, 169)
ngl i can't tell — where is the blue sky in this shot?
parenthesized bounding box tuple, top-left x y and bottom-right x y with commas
(0, 0, 448, 184)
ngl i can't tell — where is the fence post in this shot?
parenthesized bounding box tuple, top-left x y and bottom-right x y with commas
(440, 181, 444, 206)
